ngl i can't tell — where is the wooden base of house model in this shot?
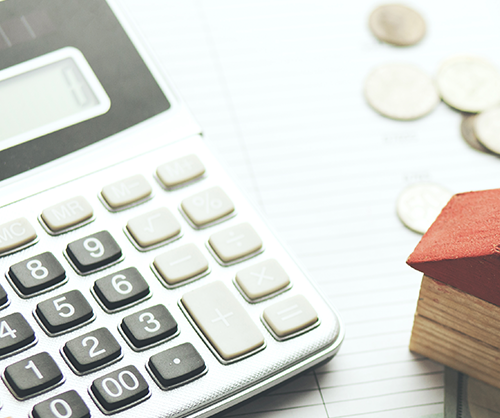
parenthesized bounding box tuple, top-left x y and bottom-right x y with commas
(411, 275, 500, 389)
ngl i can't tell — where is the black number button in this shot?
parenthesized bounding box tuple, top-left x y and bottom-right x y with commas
(148, 343, 206, 389)
(32, 390, 90, 418)
(121, 304, 178, 349)
(0, 313, 36, 357)
(0, 284, 8, 309)
(36, 290, 94, 335)
(93, 267, 149, 311)
(90, 365, 150, 413)
(63, 328, 122, 375)
(9, 252, 65, 296)
(66, 231, 122, 274)
(4, 352, 63, 400)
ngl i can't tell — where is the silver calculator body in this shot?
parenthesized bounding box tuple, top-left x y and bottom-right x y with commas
(0, 1, 344, 417)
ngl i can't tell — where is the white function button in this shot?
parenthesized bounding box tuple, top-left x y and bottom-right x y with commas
(41, 196, 93, 233)
(126, 207, 181, 249)
(156, 154, 205, 188)
(154, 243, 209, 286)
(209, 223, 263, 264)
(182, 281, 264, 361)
(0, 218, 37, 256)
(263, 295, 318, 339)
(236, 259, 290, 301)
(181, 186, 235, 227)
(101, 174, 152, 210)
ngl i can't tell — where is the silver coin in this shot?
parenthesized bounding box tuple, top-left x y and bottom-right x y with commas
(474, 106, 500, 154)
(365, 64, 439, 120)
(460, 114, 491, 153)
(436, 56, 500, 113)
(396, 183, 453, 234)
(369, 4, 426, 46)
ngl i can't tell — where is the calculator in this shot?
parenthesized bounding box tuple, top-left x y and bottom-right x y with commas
(0, 1, 344, 417)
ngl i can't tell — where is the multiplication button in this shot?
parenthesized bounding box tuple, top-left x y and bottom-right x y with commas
(32, 390, 90, 418)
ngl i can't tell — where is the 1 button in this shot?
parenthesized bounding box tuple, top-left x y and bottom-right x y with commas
(66, 231, 122, 274)
(35, 290, 94, 335)
(263, 295, 318, 340)
(63, 328, 122, 375)
(90, 365, 150, 413)
(41, 196, 93, 234)
(208, 223, 263, 264)
(156, 154, 205, 188)
(93, 267, 150, 311)
(153, 244, 209, 287)
(126, 208, 181, 249)
(181, 187, 235, 228)
(0, 313, 36, 357)
(4, 352, 64, 400)
(0, 218, 37, 256)
(235, 259, 290, 301)
(101, 174, 152, 210)
(9, 252, 66, 297)
(148, 343, 205, 389)
(32, 390, 90, 418)
(182, 281, 264, 362)
(120, 304, 178, 350)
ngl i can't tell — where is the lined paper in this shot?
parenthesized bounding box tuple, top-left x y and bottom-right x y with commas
(120, 0, 500, 416)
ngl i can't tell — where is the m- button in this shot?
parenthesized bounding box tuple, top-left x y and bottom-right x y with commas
(41, 196, 93, 234)
(182, 281, 264, 361)
(0, 218, 37, 256)
(101, 174, 152, 210)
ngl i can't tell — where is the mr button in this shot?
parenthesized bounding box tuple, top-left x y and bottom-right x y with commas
(41, 196, 93, 234)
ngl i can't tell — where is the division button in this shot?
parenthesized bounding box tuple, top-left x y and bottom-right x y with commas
(35, 290, 94, 335)
(0, 313, 36, 357)
(66, 230, 122, 274)
(4, 352, 64, 400)
(93, 267, 150, 311)
(90, 365, 150, 413)
(9, 252, 66, 296)
(263, 295, 318, 339)
(101, 174, 152, 210)
(120, 304, 178, 349)
(182, 281, 264, 361)
(148, 343, 205, 389)
(208, 223, 263, 264)
(126, 208, 181, 249)
(181, 186, 235, 227)
(156, 154, 205, 188)
(0, 217, 37, 256)
(32, 390, 90, 418)
(235, 259, 290, 301)
(63, 328, 122, 374)
(153, 244, 209, 287)
(41, 196, 93, 233)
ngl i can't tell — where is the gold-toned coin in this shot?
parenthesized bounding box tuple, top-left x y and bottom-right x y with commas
(437, 56, 500, 113)
(474, 106, 500, 154)
(460, 114, 491, 153)
(364, 64, 439, 120)
(369, 4, 426, 46)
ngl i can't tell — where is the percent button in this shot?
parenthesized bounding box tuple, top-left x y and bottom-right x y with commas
(181, 186, 235, 228)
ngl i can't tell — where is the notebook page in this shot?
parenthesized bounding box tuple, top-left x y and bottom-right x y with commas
(120, 0, 500, 416)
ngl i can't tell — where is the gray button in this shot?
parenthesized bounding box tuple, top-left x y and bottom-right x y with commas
(101, 174, 152, 210)
(0, 218, 37, 255)
(41, 196, 93, 232)
(236, 259, 290, 300)
(181, 186, 235, 227)
(154, 243, 209, 286)
(263, 295, 318, 339)
(209, 223, 263, 263)
(157, 154, 205, 188)
(126, 208, 181, 248)
(182, 281, 264, 361)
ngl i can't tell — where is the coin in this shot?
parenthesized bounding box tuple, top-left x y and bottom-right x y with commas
(436, 56, 500, 113)
(369, 4, 426, 46)
(460, 114, 491, 153)
(396, 183, 453, 234)
(364, 64, 439, 120)
(473, 106, 500, 154)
